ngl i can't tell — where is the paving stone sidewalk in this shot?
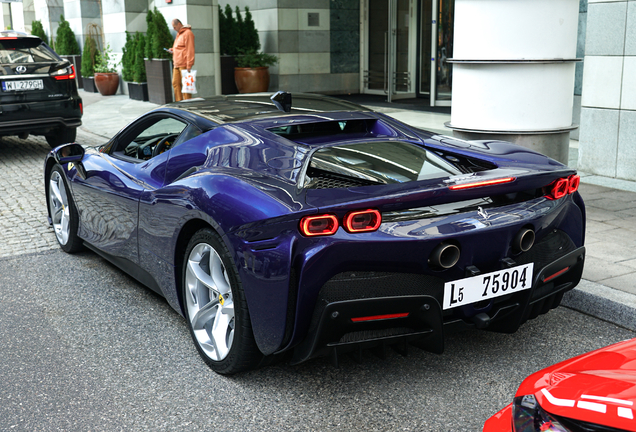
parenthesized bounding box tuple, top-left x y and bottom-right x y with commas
(3, 90, 636, 331)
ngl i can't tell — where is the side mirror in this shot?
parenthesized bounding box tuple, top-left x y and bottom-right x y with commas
(54, 143, 85, 164)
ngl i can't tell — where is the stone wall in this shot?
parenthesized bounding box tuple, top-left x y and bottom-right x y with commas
(578, 0, 636, 180)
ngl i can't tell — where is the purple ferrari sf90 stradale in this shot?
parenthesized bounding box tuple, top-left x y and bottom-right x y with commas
(44, 92, 585, 374)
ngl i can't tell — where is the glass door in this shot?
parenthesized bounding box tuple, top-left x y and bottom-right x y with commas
(363, 0, 416, 101)
(429, 0, 454, 106)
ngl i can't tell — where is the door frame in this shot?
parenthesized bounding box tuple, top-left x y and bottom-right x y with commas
(360, 0, 417, 101)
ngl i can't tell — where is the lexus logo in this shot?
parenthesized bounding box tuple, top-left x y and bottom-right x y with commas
(15, 65, 26, 74)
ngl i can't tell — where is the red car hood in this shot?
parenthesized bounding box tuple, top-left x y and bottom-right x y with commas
(517, 338, 636, 429)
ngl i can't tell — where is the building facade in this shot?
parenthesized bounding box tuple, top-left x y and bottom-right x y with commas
(2, 0, 635, 181)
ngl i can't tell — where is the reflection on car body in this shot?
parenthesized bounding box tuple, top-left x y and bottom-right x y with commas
(44, 92, 586, 374)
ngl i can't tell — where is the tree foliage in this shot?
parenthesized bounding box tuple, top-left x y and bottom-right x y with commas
(121, 31, 135, 82)
(31, 20, 48, 45)
(219, 5, 259, 56)
(152, 8, 173, 59)
(145, 8, 155, 59)
(81, 36, 98, 77)
(133, 33, 147, 83)
(55, 15, 80, 55)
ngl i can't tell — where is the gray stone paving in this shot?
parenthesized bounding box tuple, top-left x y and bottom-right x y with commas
(0, 130, 104, 259)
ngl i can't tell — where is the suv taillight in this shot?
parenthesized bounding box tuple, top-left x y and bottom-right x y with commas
(51, 65, 75, 80)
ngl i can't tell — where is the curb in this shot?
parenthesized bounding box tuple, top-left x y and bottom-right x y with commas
(562, 280, 636, 332)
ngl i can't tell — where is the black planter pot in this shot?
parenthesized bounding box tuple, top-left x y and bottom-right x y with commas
(127, 82, 149, 101)
(221, 55, 238, 95)
(61, 54, 82, 89)
(82, 76, 98, 93)
(144, 58, 172, 105)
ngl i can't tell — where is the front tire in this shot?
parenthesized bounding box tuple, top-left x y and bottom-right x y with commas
(45, 127, 77, 149)
(47, 165, 83, 253)
(182, 228, 263, 374)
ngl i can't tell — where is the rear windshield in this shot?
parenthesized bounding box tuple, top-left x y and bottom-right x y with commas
(0, 38, 59, 63)
(304, 141, 463, 189)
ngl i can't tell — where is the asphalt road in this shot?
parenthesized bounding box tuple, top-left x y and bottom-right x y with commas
(1, 248, 634, 431)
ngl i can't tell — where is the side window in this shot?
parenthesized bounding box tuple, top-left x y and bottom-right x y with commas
(172, 124, 202, 148)
(114, 117, 187, 161)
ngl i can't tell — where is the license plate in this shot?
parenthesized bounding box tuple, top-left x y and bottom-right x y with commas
(2, 79, 44, 91)
(443, 263, 534, 310)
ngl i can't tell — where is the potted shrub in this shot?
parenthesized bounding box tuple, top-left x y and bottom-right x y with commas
(144, 7, 173, 104)
(129, 33, 148, 101)
(220, 5, 261, 94)
(234, 49, 278, 93)
(81, 36, 99, 92)
(94, 43, 120, 96)
(55, 15, 82, 88)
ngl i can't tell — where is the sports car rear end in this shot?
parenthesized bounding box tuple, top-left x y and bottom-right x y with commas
(224, 114, 586, 365)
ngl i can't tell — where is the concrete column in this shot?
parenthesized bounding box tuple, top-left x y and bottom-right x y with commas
(102, 0, 146, 94)
(578, 0, 636, 181)
(62, 0, 101, 51)
(21, 0, 35, 33)
(33, 0, 63, 41)
(446, 0, 580, 165)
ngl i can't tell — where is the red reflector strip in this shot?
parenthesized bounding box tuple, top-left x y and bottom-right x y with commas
(351, 312, 409, 322)
(543, 267, 570, 283)
(449, 177, 516, 190)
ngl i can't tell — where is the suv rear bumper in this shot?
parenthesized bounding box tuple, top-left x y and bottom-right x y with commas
(0, 98, 82, 136)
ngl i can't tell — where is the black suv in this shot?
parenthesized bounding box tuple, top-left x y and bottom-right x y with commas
(0, 31, 82, 148)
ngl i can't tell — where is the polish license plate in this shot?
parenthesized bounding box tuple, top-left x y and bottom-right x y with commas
(443, 263, 534, 310)
(2, 79, 44, 91)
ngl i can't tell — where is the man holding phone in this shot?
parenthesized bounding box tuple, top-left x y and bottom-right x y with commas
(167, 19, 195, 102)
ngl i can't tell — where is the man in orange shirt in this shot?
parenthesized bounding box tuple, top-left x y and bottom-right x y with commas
(168, 19, 195, 102)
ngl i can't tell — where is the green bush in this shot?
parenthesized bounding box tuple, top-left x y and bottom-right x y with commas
(219, 5, 260, 56)
(121, 31, 135, 82)
(235, 49, 277, 68)
(242, 7, 260, 53)
(145, 8, 155, 59)
(81, 37, 98, 77)
(151, 8, 173, 59)
(133, 33, 147, 83)
(31, 20, 48, 45)
(94, 43, 116, 73)
(55, 15, 80, 55)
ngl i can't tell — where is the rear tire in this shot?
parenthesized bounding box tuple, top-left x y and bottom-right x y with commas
(47, 165, 83, 253)
(182, 228, 263, 374)
(45, 127, 77, 148)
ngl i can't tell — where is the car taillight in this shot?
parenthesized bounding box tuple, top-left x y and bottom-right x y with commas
(448, 177, 516, 190)
(343, 209, 381, 233)
(299, 214, 339, 236)
(546, 174, 580, 200)
(52, 65, 76, 80)
(568, 174, 580, 194)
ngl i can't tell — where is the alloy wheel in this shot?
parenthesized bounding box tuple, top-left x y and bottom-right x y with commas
(184, 242, 235, 361)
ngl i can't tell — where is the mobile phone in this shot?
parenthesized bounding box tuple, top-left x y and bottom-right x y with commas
(163, 48, 170, 52)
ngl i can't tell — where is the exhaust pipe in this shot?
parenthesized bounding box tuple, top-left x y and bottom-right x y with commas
(429, 242, 460, 269)
(513, 228, 535, 253)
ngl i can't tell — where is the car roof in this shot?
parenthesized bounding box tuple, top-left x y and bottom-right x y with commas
(0, 30, 37, 39)
(167, 93, 372, 125)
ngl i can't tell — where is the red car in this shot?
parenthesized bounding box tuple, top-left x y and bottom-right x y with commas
(485, 338, 636, 431)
